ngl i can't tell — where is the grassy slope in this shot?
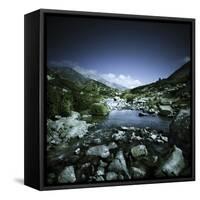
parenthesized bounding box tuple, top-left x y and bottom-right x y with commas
(47, 67, 117, 119)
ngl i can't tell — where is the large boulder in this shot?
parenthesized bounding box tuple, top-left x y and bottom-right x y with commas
(131, 145, 148, 158)
(47, 111, 88, 143)
(86, 145, 110, 158)
(58, 166, 76, 183)
(108, 151, 130, 179)
(90, 103, 109, 116)
(156, 146, 185, 177)
(169, 109, 191, 158)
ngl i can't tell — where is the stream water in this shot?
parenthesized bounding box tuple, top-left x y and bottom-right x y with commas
(95, 109, 171, 133)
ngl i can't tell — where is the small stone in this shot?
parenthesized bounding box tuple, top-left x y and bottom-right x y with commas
(112, 130, 126, 141)
(95, 176, 104, 182)
(151, 134, 157, 140)
(108, 142, 118, 149)
(99, 160, 108, 167)
(138, 112, 148, 117)
(157, 139, 164, 144)
(121, 126, 129, 130)
(96, 166, 105, 176)
(131, 167, 146, 178)
(74, 148, 80, 155)
(160, 135, 168, 143)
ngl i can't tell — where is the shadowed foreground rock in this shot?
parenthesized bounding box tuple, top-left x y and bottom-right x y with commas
(169, 109, 191, 158)
(156, 146, 185, 177)
(108, 151, 130, 179)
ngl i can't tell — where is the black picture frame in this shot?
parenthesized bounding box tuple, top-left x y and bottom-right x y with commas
(24, 9, 195, 191)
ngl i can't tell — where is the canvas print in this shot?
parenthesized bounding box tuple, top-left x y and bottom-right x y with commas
(46, 15, 193, 186)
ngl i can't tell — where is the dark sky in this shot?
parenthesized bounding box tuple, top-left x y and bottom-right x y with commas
(46, 14, 191, 87)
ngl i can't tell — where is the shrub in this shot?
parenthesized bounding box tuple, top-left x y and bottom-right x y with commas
(90, 103, 109, 116)
(123, 93, 135, 103)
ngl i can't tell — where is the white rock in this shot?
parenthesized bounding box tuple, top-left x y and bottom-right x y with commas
(74, 148, 80, 155)
(160, 135, 168, 142)
(47, 75, 54, 80)
(62, 88, 68, 93)
(151, 134, 157, 140)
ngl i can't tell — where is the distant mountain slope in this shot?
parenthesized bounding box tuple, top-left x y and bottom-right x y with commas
(49, 66, 89, 87)
(130, 61, 191, 94)
(73, 67, 127, 90)
(122, 61, 191, 116)
(167, 61, 191, 82)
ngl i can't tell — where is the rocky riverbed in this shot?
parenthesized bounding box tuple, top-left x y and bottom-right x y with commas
(46, 107, 191, 185)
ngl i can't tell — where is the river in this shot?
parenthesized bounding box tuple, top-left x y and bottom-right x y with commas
(95, 109, 171, 133)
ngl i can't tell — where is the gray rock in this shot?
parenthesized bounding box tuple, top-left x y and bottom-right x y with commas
(86, 145, 110, 158)
(93, 138, 102, 144)
(112, 130, 126, 141)
(160, 135, 168, 143)
(108, 142, 118, 149)
(138, 112, 148, 117)
(108, 151, 130, 178)
(130, 167, 146, 178)
(95, 176, 104, 182)
(58, 166, 76, 183)
(47, 111, 88, 142)
(106, 172, 118, 181)
(159, 105, 173, 116)
(99, 160, 108, 167)
(96, 166, 105, 176)
(160, 97, 172, 105)
(156, 146, 185, 176)
(131, 145, 148, 158)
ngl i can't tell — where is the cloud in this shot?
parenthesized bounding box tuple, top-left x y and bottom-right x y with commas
(183, 56, 190, 63)
(73, 65, 142, 89)
(49, 60, 142, 89)
(101, 73, 142, 88)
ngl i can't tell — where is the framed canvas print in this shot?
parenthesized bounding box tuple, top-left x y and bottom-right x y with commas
(24, 9, 195, 190)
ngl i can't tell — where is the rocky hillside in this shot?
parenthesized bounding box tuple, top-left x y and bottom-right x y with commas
(47, 66, 118, 119)
(122, 61, 191, 117)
